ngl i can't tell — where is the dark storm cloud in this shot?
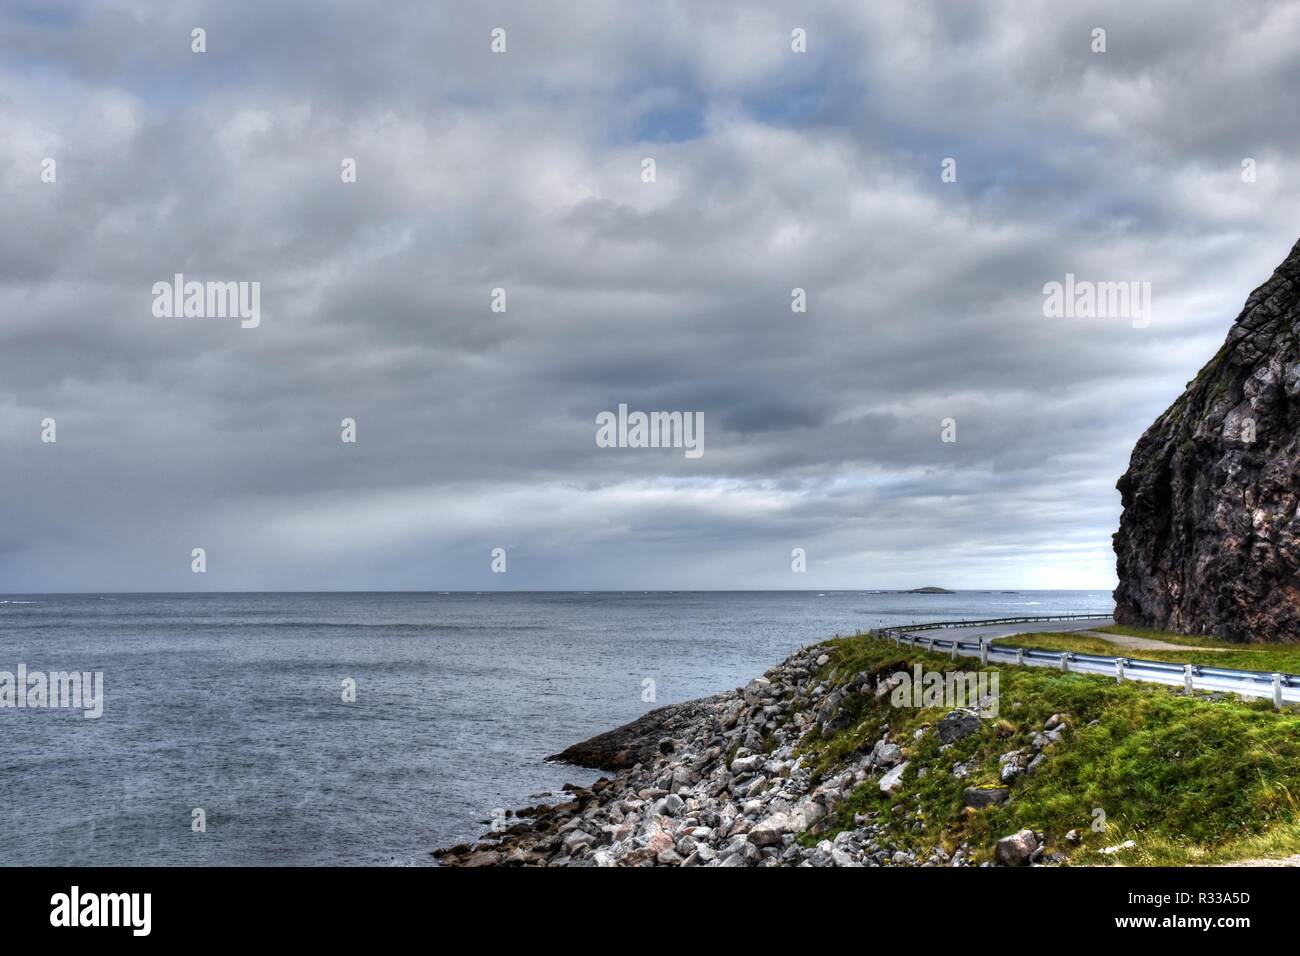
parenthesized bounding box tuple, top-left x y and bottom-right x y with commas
(2, 0, 1298, 591)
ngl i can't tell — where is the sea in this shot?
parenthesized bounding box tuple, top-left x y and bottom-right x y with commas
(0, 590, 1113, 865)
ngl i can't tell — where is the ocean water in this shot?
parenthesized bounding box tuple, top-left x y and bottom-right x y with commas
(0, 590, 1112, 865)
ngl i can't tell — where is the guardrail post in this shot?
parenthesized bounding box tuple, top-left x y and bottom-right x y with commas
(980, 640, 988, 666)
(949, 642, 956, 660)
(1016, 648, 1024, 666)
(1060, 653, 1069, 673)
(1115, 658, 1125, 684)
(1274, 673, 1283, 711)
(1184, 664, 1194, 695)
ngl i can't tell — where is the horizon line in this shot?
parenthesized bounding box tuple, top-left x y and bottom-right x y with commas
(0, 587, 1117, 596)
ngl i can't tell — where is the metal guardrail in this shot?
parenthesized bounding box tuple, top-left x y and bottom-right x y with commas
(884, 614, 1103, 632)
(874, 615, 1300, 708)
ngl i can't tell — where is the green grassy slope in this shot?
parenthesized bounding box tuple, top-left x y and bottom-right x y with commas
(796, 633, 1300, 866)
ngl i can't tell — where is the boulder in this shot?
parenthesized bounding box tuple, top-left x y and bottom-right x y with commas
(878, 761, 909, 794)
(871, 741, 904, 767)
(651, 793, 685, 816)
(562, 830, 596, 852)
(748, 812, 794, 847)
(720, 841, 762, 866)
(961, 787, 1010, 808)
(937, 710, 982, 744)
(731, 753, 764, 776)
(995, 829, 1040, 867)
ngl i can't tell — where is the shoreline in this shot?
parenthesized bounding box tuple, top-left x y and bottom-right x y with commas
(434, 636, 1003, 867)
(435, 621, 1300, 868)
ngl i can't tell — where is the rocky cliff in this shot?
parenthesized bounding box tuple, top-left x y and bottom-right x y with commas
(1114, 237, 1300, 642)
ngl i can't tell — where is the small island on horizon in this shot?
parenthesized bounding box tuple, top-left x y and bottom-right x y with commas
(906, 586, 955, 594)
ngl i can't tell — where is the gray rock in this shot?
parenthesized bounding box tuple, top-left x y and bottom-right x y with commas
(795, 800, 827, 830)
(872, 741, 903, 767)
(878, 761, 909, 794)
(937, 710, 982, 744)
(961, 787, 1010, 808)
(652, 793, 685, 816)
(563, 830, 596, 852)
(720, 841, 762, 866)
(748, 812, 794, 846)
(995, 828, 1040, 866)
(730, 753, 763, 775)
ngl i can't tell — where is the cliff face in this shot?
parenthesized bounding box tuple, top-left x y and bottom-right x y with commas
(1114, 238, 1300, 643)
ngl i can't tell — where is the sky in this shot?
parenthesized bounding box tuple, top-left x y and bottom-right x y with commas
(2, 0, 1299, 592)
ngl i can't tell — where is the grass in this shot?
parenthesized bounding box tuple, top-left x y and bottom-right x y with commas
(1002, 625, 1300, 676)
(793, 633, 1300, 866)
(1099, 624, 1243, 648)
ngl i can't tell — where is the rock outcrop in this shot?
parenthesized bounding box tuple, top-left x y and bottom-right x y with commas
(545, 699, 711, 771)
(1114, 238, 1300, 642)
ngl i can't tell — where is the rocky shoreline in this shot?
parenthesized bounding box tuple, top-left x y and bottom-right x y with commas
(434, 636, 1058, 867)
